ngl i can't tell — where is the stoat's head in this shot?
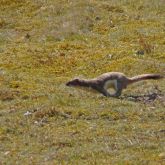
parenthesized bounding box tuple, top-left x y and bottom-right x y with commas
(66, 78, 81, 87)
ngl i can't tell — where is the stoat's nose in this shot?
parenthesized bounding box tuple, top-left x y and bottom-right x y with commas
(66, 82, 70, 86)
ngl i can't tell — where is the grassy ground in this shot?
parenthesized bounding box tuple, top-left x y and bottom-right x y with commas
(0, 0, 165, 164)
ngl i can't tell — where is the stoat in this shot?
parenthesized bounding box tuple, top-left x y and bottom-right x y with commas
(66, 72, 164, 97)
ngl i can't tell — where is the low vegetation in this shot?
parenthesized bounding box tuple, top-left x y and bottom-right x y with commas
(0, 0, 165, 164)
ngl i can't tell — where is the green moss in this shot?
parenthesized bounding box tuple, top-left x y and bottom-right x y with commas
(0, 0, 165, 164)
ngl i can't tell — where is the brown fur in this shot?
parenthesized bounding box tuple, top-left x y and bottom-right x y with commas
(128, 74, 163, 84)
(66, 72, 163, 97)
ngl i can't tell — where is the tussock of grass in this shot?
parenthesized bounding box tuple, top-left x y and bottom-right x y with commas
(0, 88, 20, 101)
(0, 0, 165, 164)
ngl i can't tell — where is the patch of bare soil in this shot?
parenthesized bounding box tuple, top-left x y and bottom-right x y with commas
(122, 87, 165, 104)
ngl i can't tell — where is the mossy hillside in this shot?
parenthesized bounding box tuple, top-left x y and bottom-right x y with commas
(0, 0, 165, 164)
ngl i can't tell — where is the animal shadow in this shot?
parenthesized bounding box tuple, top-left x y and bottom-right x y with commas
(121, 92, 164, 103)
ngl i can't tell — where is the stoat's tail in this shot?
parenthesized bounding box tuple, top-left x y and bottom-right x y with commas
(128, 74, 163, 84)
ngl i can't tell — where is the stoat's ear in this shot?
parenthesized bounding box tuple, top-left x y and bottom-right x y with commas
(73, 78, 79, 81)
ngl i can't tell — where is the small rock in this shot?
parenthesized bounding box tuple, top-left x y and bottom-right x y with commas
(34, 121, 39, 124)
(4, 151, 10, 155)
(24, 111, 32, 116)
(107, 54, 113, 59)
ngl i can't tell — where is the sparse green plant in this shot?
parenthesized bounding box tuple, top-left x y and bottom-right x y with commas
(0, 0, 164, 164)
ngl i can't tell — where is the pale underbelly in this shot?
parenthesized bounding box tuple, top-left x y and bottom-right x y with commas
(104, 79, 117, 90)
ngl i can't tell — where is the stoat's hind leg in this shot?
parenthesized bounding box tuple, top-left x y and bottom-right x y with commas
(93, 86, 111, 97)
(93, 83, 122, 98)
(113, 81, 123, 97)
